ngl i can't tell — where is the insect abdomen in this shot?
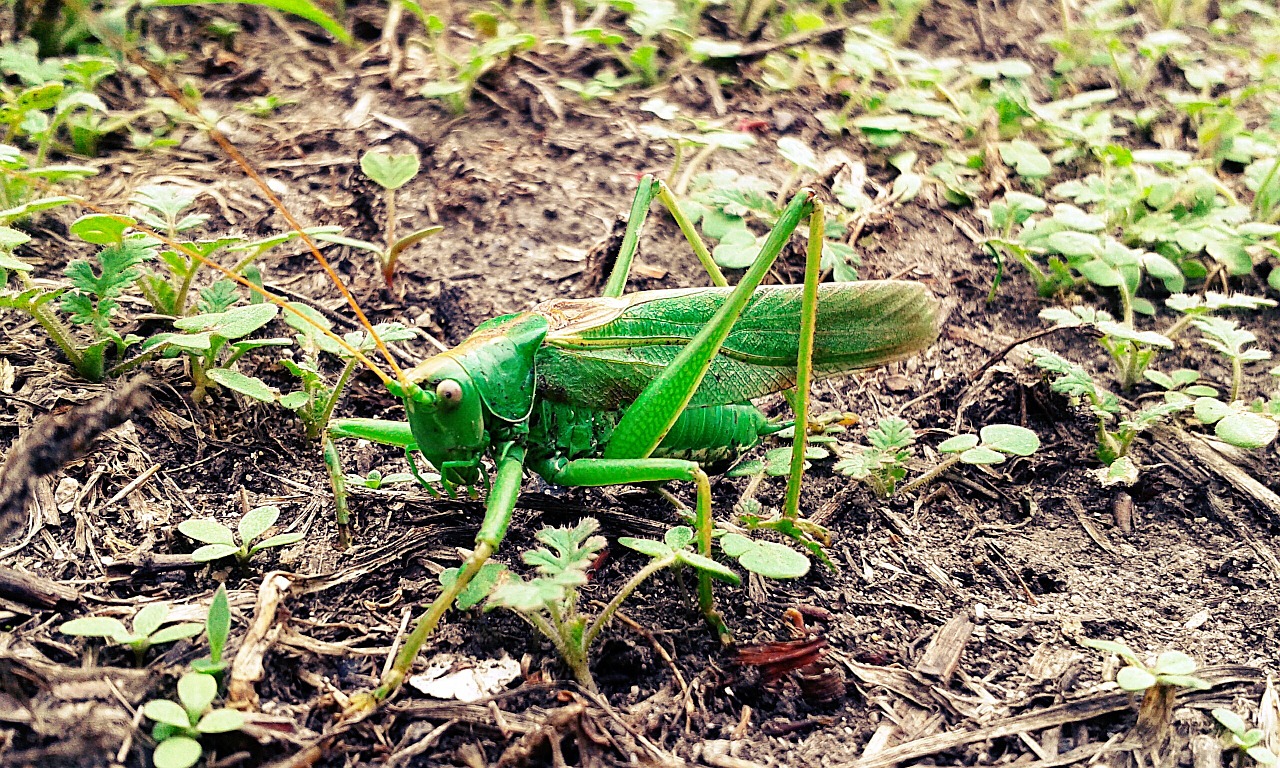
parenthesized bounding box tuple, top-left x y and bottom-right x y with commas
(651, 404, 778, 467)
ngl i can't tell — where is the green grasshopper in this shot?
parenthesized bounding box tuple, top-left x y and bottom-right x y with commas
(4, 55, 936, 710)
(321, 176, 939, 714)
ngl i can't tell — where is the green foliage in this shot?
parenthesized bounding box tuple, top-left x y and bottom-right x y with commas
(177, 506, 304, 566)
(190, 584, 231, 676)
(143, 303, 289, 402)
(478, 519, 737, 691)
(147, 0, 351, 45)
(1212, 708, 1279, 767)
(0, 40, 122, 162)
(338, 150, 441, 286)
(279, 302, 414, 439)
(898, 424, 1041, 495)
(417, 13, 536, 114)
(834, 416, 915, 497)
(143, 672, 247, 768)
(60, 603, 203, 665)
(1079, 638, 1210, 692)
(1029, 348, 1188, 473)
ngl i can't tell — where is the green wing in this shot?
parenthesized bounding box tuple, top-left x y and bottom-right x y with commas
(534, 281, 938, 411)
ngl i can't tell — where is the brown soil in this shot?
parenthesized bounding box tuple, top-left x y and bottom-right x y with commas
(2, 2, 1278, 767)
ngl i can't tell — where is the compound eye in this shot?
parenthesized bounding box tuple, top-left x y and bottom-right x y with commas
(436, 379, 463, 407)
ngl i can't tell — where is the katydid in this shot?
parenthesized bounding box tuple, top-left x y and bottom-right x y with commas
(326, 176, 939, 715)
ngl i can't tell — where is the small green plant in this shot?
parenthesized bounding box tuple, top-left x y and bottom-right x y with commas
(177, 505, 304, 566)
(1081, 638, 1210, 742)
(143, 672, 247, 768)
(0, 41, 120, 161)
(1192, 397, 1278, 450)
(475, 519, 737, 692)
(139, 302, 289, 402)
(834, 416, 916, 497)
(1191, 317, 1272, 404)
(418, 13, 536, 114)
(1212, 708, 1279, 767)
(274, 302, 415, 544)
(315, 149, 441, 287)
(1029, 348, 1188, 480)
(1, 214, 150, 381)
(1040, 306, 1174, 390)
(190, 584, 231, 676)
(60, 603, 203, 665)
(899, 424, 1042, 495)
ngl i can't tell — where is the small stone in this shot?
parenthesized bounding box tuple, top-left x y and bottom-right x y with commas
(774, 110, 796, 132)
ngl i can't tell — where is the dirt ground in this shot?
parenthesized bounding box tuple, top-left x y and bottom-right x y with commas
(2, 1, 1279, 767)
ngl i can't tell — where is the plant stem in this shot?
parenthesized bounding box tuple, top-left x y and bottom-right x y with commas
(173, 259, 199, 316)
(899, 454, 961, 495)
(383, 188, 397, 280)
(318, 357, 360, 432)
(1231, 355, 1242, 403)
(584, 554, 676, 648)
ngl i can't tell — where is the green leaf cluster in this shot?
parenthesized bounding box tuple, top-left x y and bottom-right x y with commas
(834, 416, 916, 497)
(143, 672, 247, 768)
(61, 603, 203, 664)
(177, 505, 304, 566)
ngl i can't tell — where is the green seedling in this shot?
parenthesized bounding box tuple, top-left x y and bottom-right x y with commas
(477, 519, 738, 692)
(1192, 397, 1279, 450)
(61, 603, 203, 665)
(0, 41, 121, 161)
(277, 302, 414, 544)
(238, 94, 295, 117)
(1, 214, 149, 381)
(1164, 293, 1277, 342)
(138, 301, 289, 402)
(834, 416, 916, 498)
(190, 584, 231, 675)
(899, 424, 1041, 495)
(0, 142, 94, 211)
(177, 505, 304, 566)
(418, 14, 536, 114)
(143, 672, 247, 768)
(1192, 317, 1272, 404)
(1081, 638, 1209, 743)
(1143, 368, 1218, 405)
(346, 469, 420, 489)
(321, 149, 441, 288)
(1212, 708, 1279, 767)
(1030, 348, 1189, 476)
(1041, 306, 1174, 390)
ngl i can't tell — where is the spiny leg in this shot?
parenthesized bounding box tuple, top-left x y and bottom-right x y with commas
(531, 457, 732, 644)
(326, 417, 418, 546)
(753, 201, 833, 562)
(343, 443, 528, 718)
(602, 175, 729, 297)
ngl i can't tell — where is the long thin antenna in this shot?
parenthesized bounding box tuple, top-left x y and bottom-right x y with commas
(119, 47, 410, 386)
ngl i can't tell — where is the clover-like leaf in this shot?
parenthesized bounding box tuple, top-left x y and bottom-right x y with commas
(177, 672, 217, 718)
(736, 540, 810, 579)
(178, 518, 235, 546)
(153, 736, 202, 768)
(1116, 665, 1157, 692)
(619, 537, 672, 558)
(938, 434, 979, 453)
(1214, 411, 1278, 449)
(70, 213, 135, 245)
(361, 150, 420, 191)
(143, 699, 193, 729)
(1153, 650, 1196, 676)
(207, 369, 278, 403)
(959, 446, 1006, 465)
(979, 424, 1041, 456)
(238, 505, 280, 544)
(675, 549, 740, 584)
(60, 616, 129, 641)
(196, 708, 246, 734)
(130, 603, 170, 638)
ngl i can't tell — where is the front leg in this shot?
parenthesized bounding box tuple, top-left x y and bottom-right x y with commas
(531, 456, 732, 644)
(342, 442, 528, 719)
